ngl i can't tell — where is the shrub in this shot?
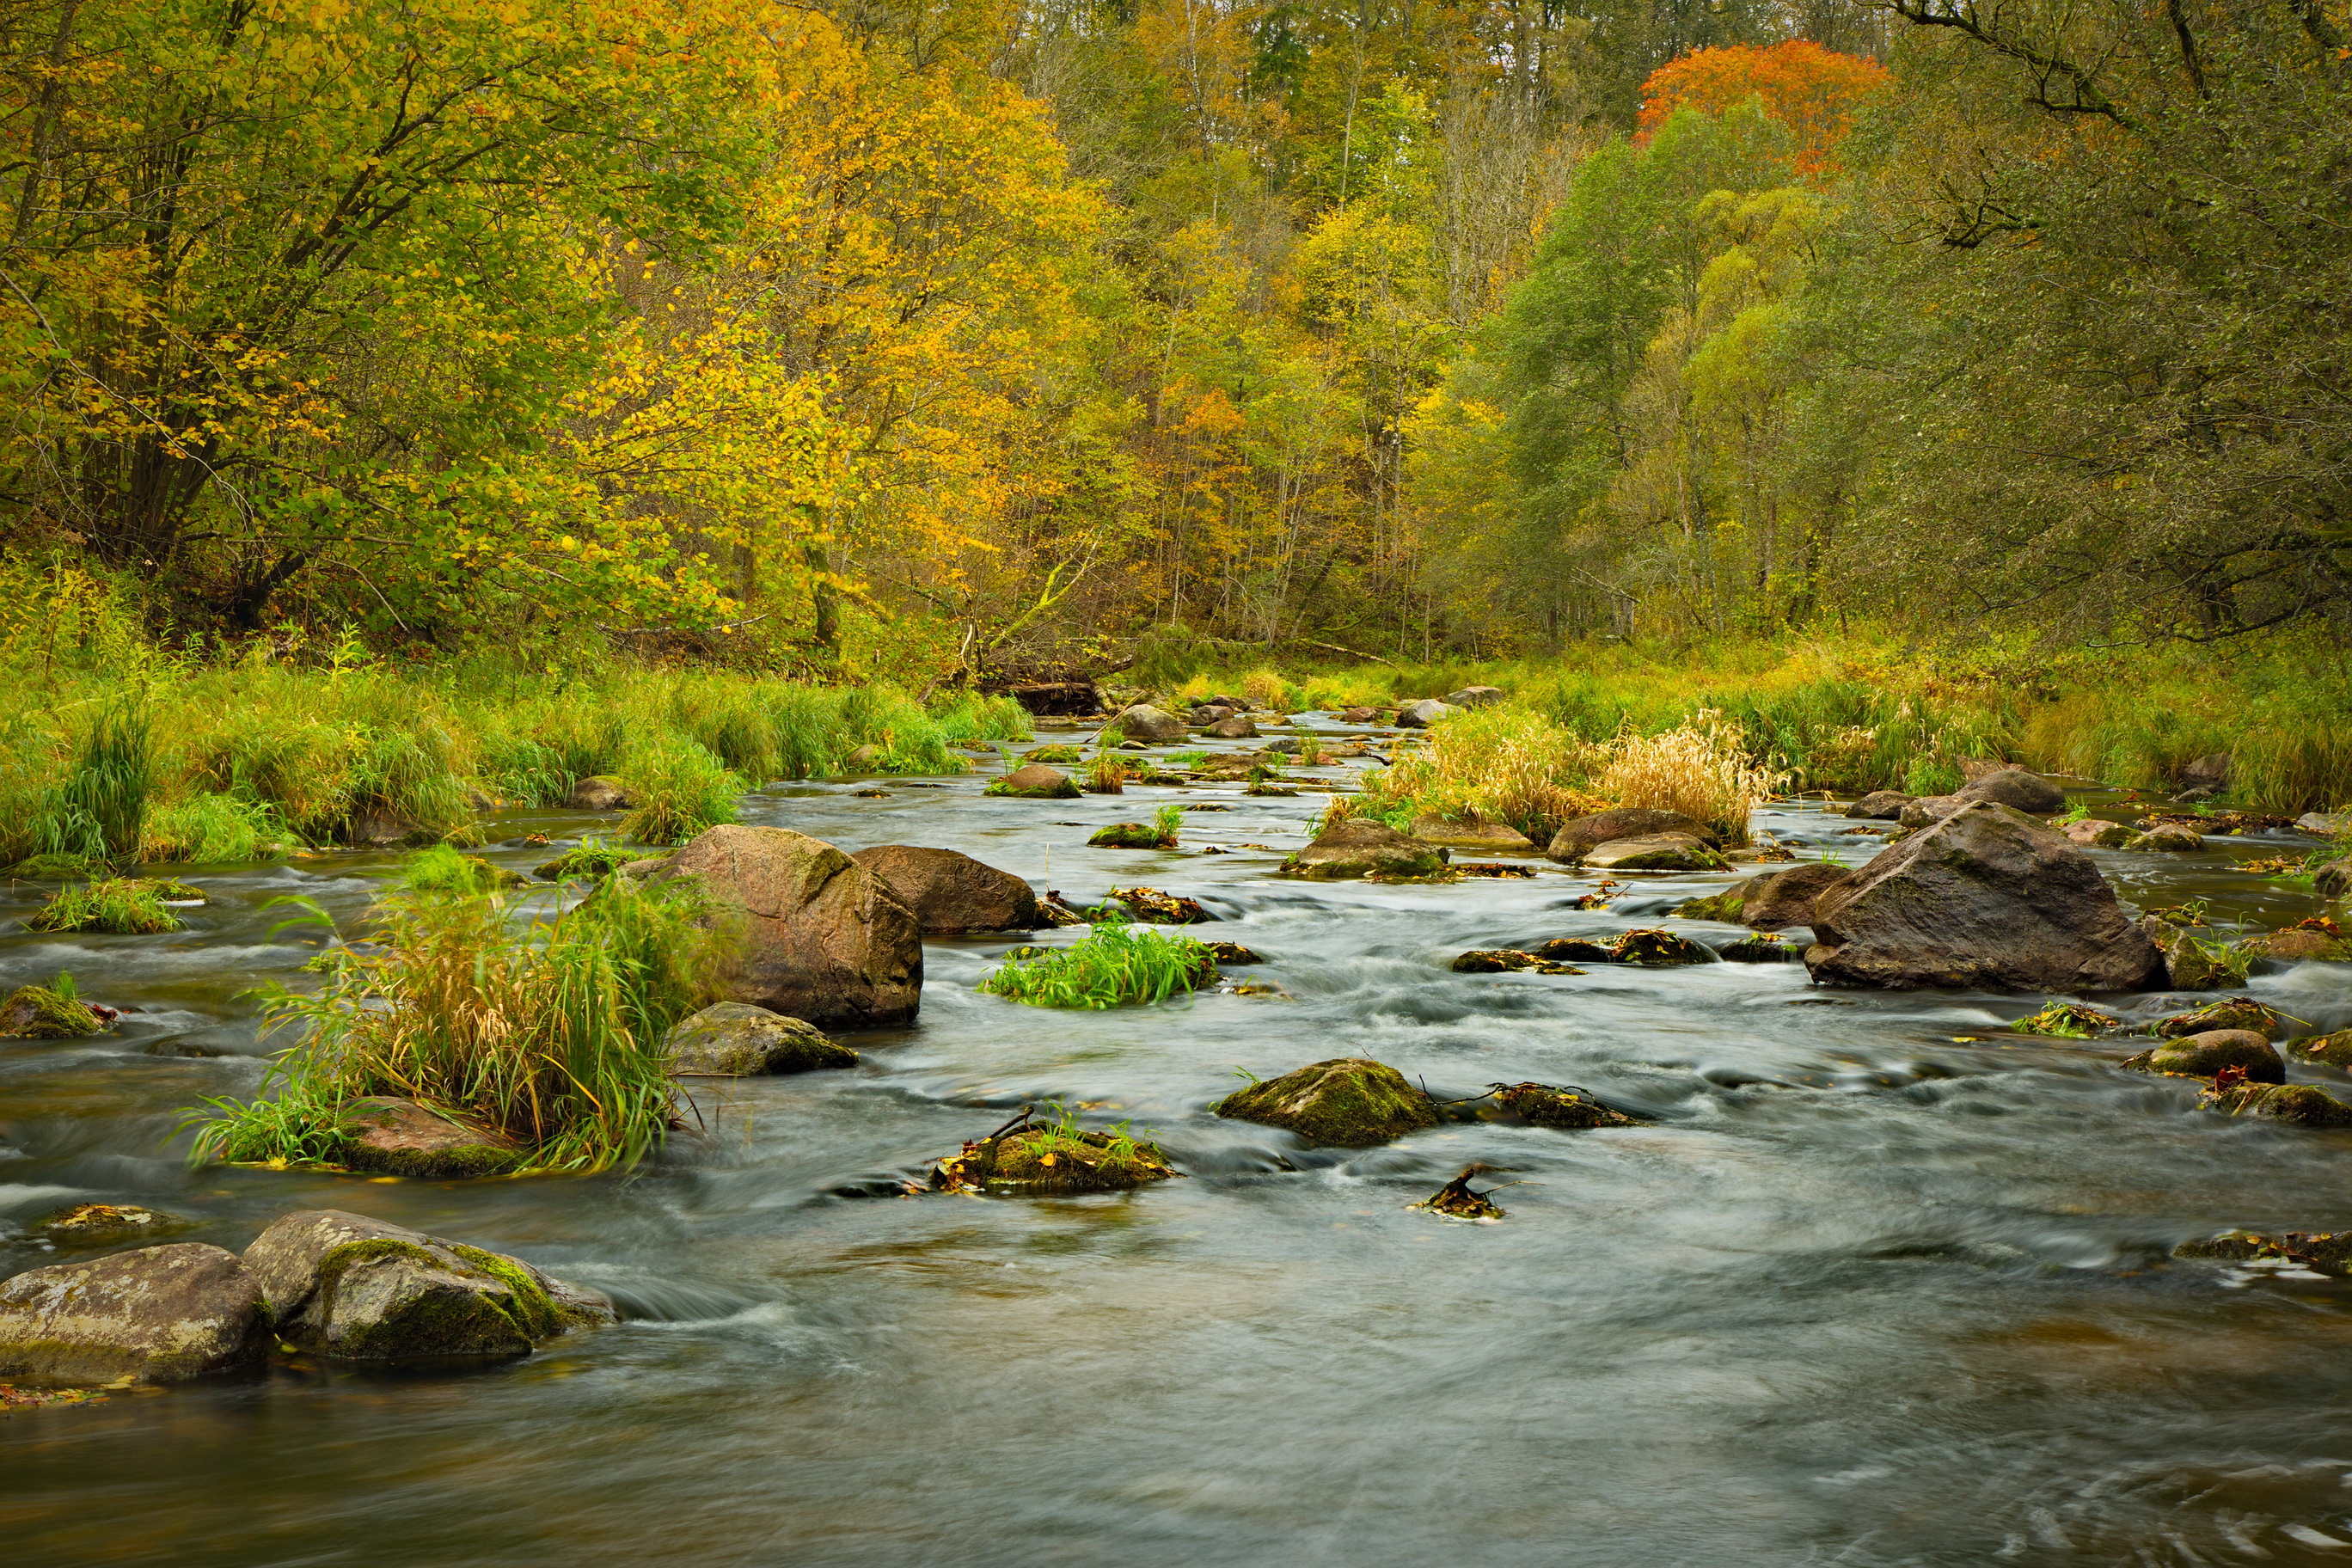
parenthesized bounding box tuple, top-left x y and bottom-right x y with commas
(1597, 714, 1788, 844)
(977, 924, 1213, 1008)
(619, 739, 741, 846)
(185, 873, 721, 1173)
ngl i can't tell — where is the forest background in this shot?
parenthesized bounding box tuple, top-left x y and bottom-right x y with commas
(1, 0, 2349, 821)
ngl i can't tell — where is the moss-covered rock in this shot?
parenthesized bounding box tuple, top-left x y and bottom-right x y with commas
(241, 1210, 615, 1363)
(1278, 820, 1450, 880)
(339, 1097, 529, 1178)
(2139, 917, 2245, 990)
(1609, 928, 1713, 965)
(929, 1118, 1177, 1196)
(665, 1001, 857, 1075)
(0, 1243, 270, 1385)
(1089, 821, 1177, 848)
(0, 983, 104, 1039)
(1533, 937, 1614, 963)
(2198, 1081, 2352, 1127)
(3, 853, 107, 879)
(986, 763, 1082, 799)
(2157, 998, 2292, 1040)
(1491, 1081, 1638, 1130)
(1673, 890, 1746, 922)
(1212, 1057, 1437, 1146)
(1022, 744, 1084, 764)
(1583, 833, 1725, 872)
(1719, 934, 1798, 963)
(1450, 948, 1583, 975)
(2126, 824, 2205, 852)
(535, 842, 639, 882)
(39, 1204, 189, 1246)
(2119, 1029, 2282, 1081)
(2292, 1029, 2352, 1069)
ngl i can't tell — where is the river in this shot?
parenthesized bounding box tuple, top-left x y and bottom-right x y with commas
(4, 719, 2350, 1566)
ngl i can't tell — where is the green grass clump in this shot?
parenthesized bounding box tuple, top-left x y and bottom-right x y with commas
(536, 836, 639, 881)
(977, 923, 1213, 1008)
(141, 792, 286, 862)
(401, 843, 524, 895)
(184, 871, 722, 1173)
(23, 877, 183, 934)
(618, 739, 741, 845)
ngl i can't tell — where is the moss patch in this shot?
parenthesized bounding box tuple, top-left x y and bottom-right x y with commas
(0, 983, 104, 1038)
(1213, 1057, 1437, 1146)
(1492, 1081, 1638, 1130)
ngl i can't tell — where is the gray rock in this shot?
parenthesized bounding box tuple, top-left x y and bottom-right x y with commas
(242, 1210, 615, 1363)
(2294, 812, 2351, 839)
(1583, 833, 1720, 871)
(666, 1001, 857, 1075)
(1804, 800, 2165, 991)
(0, 1243, 269, 1384)
(2178, 751, 2232, 793)
(1736, 861, 1854, 930)
(1111, 705, 1188, 743)
(1410, 813, 1535, 852)
(1898, 794, 1964, 829)
(1957, 769, 2066, 814)
(1442, 686, 1506, 709)
(1395, 699, 1459, 728)
(848, 843, 1043, 933)
(642, 825, 922, 1028)
(1278, 819, 1450, 880)
(1205, 714, 1258, 739)
(1546, 808, 1718, 862)
(1845, 791, 1912, 820)
(567, 775, 632, 811)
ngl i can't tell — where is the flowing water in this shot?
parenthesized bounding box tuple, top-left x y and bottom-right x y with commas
(4, 721, 2351, 1567)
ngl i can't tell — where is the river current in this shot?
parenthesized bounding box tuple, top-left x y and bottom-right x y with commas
(5, 717, 2351, 1567)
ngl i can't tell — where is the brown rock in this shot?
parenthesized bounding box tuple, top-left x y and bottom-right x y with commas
(1340, 707, 1381, 724)
(2062, 818, 2133, 848)
(2126, 824, 2205, 853)
(341, 1098, 527, 1178)
(1278, 819, 1450, 880)
(1583, 833, 1720, 871)
(1845, 791, 1911, 820)
(2119, 1030, 2282, 1082)
(848, 844, 1043, 933)
(987, 763, 1081, 799)
(567, 775, 632, 811)
(1410, 814, 1536, 852)
(1546, 808, 1718, 863)
(1897, 795, 1964, 829)
(1957, 769, 2066, 815)
(1205, 714, 1259, 739)
(2200, 1081, 2352, 1128)
(665, 1002, 856, 1075)
(645, 824, 922, 1027)
(0, 1243, 269, 1385)
(1111, 705, 1188, 743)
(1737, 861, 1854, 930)
(1804, 800, 2165, 991)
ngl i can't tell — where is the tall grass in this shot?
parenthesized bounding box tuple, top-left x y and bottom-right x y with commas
(1597, 715, 1791, 843)
(187, 866, 722, 1172)
(142, 792, 286, 862)
(1356, 709, 1606, 841)
(978, 924, 1213, 1008)
(619, 739, 741, 846)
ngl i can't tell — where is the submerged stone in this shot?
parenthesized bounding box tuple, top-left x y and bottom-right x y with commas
(1719, 934, 1798, 963)
(242, 1210, 615, 1363)
(0, 983, 105, 1039)
(1491, 1082, 1637, 1130)
(1205, 941, 1264, 965)
(39, 1204, 189, 1246)
(2061, 818, 2134, 848)
(1609, 928, 1712, 965)
(2198, 1081, 2352, 1128)
(665, 1002, 857, 1075)
(1415, 1166, 1506, 1220)
(0, 1243, 270, 1386)
(1213, 1057, 1438, 1146)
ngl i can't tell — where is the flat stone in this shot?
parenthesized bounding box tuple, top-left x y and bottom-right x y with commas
(1583, 832, 1719, 872)
(666, 1002, 857, 1075)
(341, 1097, 528, 1178)
(1410, 814, 1535, 852)
(0, 1243, 269, 1384)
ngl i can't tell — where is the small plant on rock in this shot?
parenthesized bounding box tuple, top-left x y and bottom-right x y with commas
(23, 877, 182, 934)
(977, 923, 1214, 1008)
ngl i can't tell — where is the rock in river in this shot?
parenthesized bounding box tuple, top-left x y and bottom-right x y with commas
(1583, 833, 1722, 872)
(1734, 861, 1855, 930)
(1411, 813, 1535, 852)
(644, 824, 922, 1028)
(1214, 1057, 1438, 1145)
(666, 1002, 858, 1075)
(340, 1097, 528, 1178)
(1546, 808, 1718, 863)
(2062, 818, 2134, 848)
(1804, 800, 2165, 991)
(2198, 1082, 2352, 1128)
(1845, 791, 1911, 820)
(1278, 819, 1450, 880)
(986, 763, 1082, 799)
(0, 982, 105, 1038)
(2126, 824, 2204, 853)
(2119, 1030, 2282, 1082)
(848, 843, 1044, 933)
(242, 1210, 615, 1363)
(1394, 699, 1458, 728)
(0, 1243, 270, 1384)
(1111, 704, 1188, 743)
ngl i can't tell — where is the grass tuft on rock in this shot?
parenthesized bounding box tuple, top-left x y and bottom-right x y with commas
(977, 922, 1214, 1009)
(618, 739, 741, 845)
(23, 877, 182, 934)
(184, 869, 724, 1173)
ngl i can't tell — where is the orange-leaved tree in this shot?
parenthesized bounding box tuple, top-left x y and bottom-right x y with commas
(1636, 42, 1890, 178)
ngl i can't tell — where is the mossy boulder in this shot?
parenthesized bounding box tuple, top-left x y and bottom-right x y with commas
(2198, 1081, 2352, 1127)
(1719, 934, 1798, 963)
(1213, 1057, 1437, 1146)
(1736, 862, 1854, 930)
(2156, 998, 2290, 1040)
(340, 1097, 529, 1178)
(1674, 890, 1745, 922)
(2119, 1030, 2282, 1082)
(933, 1121, 1178, 1196)
(0, 983, 104, 1039)
(2138, 917, 2240, 990)
(241, 1210, 615, 1363)
(1278, 819, 1450, 881)
(1451, 948, 1583, 975)
(986, 763, 1082, 799)
(2293, 1029, 2352, 1069)
(0, 1242, 270, 1385)
(1088, 821, 1177, 849)
(1491, 1081, 1638, 1130)
(666, 1001, 857, 1075)
(2317, 858, 2352, 897)
(2126, 824, 2205, 853)
(1111, 704, 1188, 743)
(1609, 928, 1712, 965)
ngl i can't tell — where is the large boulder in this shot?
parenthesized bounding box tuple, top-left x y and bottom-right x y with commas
(1112, 705, 1187, 744)
(0, 1243, 270, 1384)
(986, 763, 1081, 799)
(1546, 808, 1718, 863)
(848, 844, 1043, 934)
(1394, 699, 1458, 728)
(242, 1210, 615, 1363)
(1212, 1058, 1437, 1145)
(1804, 800, 2166, 991)
(1845, 791, 1911, 821)
(1410, 813, 1535, 853)
(1442, 686, 1506, 709)
(1278, 819, 1450, 880)
(1957, 769, 2065, 815)
(1737, 861, 1855, 930)
(341, 1098, 527, 1179)
(2120, 1030, 2282, 1082)
(665, 1002, 857, 1075)
(1204, 714, 1259, 739)
(645, 825, 922, 1027)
